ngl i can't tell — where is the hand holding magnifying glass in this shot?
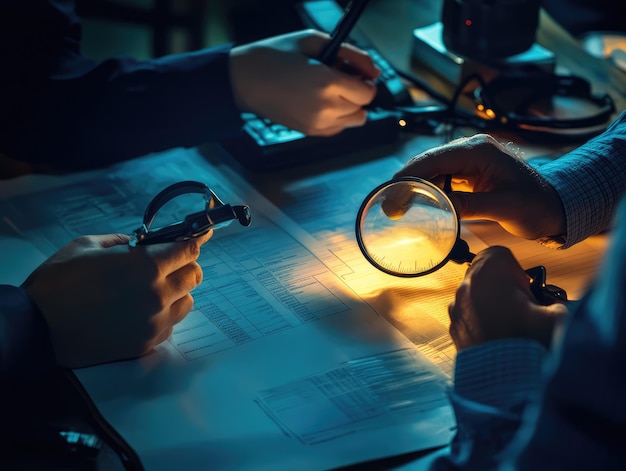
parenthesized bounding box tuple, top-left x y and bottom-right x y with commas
(355, 177, 568, 305)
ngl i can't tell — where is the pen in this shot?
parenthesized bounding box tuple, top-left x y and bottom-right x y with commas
(317, 0, 371, 66)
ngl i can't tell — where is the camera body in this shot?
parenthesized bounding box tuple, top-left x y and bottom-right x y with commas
(441, 0, 541, 60)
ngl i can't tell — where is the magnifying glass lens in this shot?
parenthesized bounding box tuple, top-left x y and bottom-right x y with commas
(356, 178, 459, 277)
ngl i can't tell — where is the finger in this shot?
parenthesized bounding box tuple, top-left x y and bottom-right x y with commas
(96, 233, 132, 248)
(51, 234, 131, 263)
(148, 326, 174, 351)
(169, 293, 195, 326)
(450, 190, 527, 223)
(394, 148, 474, 181)
(447, 302, 465, 350)
(463, 246, 522, 288)
(447, 301, 456, 326)
(381, 184, 416, 220)
(165, 261, 204, 300)
(149, 294, 194, 347)
(299, 30, 380, 80)
(447, 191, 491, 221)
(317, 97, 367, 123)
(144, 236, 207, 275)
(526, 303, 568, 348)
(469, 245, 518, 270)
(65, 234, 130, 251)
(335, 43, 381, 79)
(528, 300, 569, 320)
(331, 106, 369, 128)
(394, 134, 502, 180)
(194, 230, 213, 247)
(334, 74, 377, 106)
(306, 123, 345, 137)
(335, 97, 369, 117)
(544, 302, 569, 317)
(307, 110, 368, 136)
(475, 246, 538, 299)
(298, 29, 332, 56)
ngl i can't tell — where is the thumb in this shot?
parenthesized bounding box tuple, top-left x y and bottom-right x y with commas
(335, 43, 381, 80)
(541, 301, 570, 317)
(448, 191, 511, 222)
(189, 230, 213, 249)
(527, 302, 569, 349)
(58, 234, 130, 252)
(92, 233, 131, 249)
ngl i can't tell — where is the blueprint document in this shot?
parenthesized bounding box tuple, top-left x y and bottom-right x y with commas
(0, 148, 455, 471)
(249, 148, 606, 377)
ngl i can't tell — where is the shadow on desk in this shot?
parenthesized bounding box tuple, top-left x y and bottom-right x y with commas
(1, 370, 134, 470)
(332, 446, 446, 471)
(0, 368, 445, 470)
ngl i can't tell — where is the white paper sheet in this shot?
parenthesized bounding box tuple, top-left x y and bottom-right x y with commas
(1, 143, 604, 470)
(0, 147, 455, 470)
(236, 146, 606, 378)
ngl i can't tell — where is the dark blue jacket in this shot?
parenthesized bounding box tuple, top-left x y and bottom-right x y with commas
(0, 0, 244, 171)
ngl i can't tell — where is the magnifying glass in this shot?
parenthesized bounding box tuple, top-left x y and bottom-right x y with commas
(355, 177, 568, 305)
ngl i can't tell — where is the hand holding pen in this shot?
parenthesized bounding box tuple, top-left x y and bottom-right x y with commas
(231, 26, 378, 136)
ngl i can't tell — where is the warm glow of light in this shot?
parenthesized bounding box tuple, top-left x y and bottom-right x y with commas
(476, 105, 497, 120)
(465, 19, 472, 26)
(398, 119, 407, 127)
(386, 235, 428, 249)
(346, 258, 456, 298)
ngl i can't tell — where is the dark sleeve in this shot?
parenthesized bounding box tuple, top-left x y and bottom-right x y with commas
(0, 285, 56, 379)
(0, 0, 244, 171)
(511, 198, 626, 469)
(430, 201, 626, 471)
(428, 340, 547, 471)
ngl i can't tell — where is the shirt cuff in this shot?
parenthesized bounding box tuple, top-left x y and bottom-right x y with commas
(538, 110, 626, 249)
(454, 338, 547, 410)
(537, 234, 567, 249)
(0, 285, 56, 378)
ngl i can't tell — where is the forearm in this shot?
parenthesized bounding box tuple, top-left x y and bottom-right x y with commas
(0, 285, 56, 378)
(5, 46, 244, 170)
(540, 111, 626, 248)
(514, 198, 626, 469)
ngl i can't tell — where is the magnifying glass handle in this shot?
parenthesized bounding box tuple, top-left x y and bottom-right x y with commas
(526, 265, 569, 306)
(450, 242, 568, 307)
(449, 238, 475, 264)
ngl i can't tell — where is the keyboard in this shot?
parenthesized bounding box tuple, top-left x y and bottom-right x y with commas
(218, 0, 412, 171)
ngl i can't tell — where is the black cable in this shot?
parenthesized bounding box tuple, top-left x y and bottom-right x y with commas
(390, 62, 615, 140)
(444, 73, 489, 141)
(392, 68, 486, 138)
(394, 68, 451, 107)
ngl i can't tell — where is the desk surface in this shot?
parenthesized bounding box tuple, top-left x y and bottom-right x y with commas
(0, 144, 607, 471)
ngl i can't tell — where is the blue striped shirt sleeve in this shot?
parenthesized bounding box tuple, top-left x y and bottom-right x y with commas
(453, 339, 547, 410)
(539, 111, 626, 248)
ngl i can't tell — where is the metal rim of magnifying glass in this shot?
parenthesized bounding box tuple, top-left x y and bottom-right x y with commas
(355, 176, 461, 278)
